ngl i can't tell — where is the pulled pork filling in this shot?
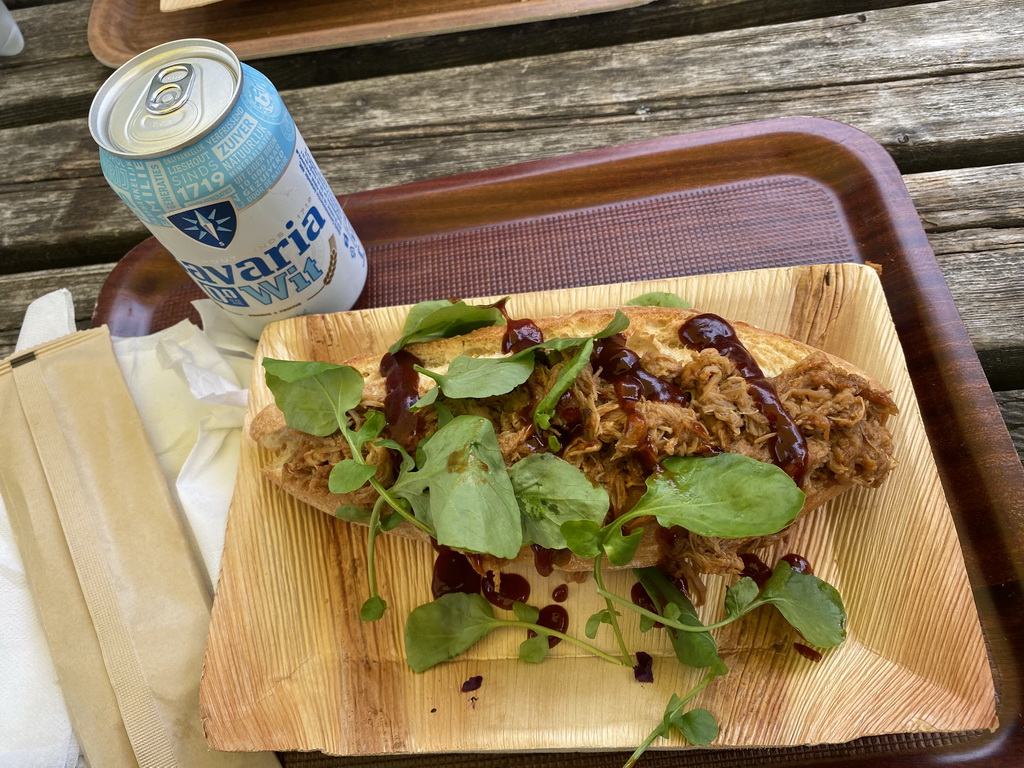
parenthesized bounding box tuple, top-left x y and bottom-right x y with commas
(280, 345, 897, 576)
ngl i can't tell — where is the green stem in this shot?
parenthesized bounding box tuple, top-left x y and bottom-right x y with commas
(365, 497, 385, 601)
(622, 728, 661, 768)
(369, 477, 434, 536)
(337, 415, 435, 538)
(598, 587, 748, 633)
(593, 556, 632, 664)
(622, 668, 719, 768)
(511, 621, 630, 667)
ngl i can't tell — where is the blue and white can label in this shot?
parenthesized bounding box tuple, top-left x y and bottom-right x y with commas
(95, 52, 366, 338)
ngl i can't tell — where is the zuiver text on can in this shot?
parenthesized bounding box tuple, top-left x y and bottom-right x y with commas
(88, 39, 366, 338)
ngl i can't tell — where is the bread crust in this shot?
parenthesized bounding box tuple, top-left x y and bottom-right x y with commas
(251, 306, 895, 573)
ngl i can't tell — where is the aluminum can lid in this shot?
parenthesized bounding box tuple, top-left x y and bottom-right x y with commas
(89, 38, 241, 159)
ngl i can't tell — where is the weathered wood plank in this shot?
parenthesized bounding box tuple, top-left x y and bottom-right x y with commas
(2, 0, 1024, 253)
(994, 391, 1024, 465)
(0, 262, 113, 356)
(903, 163, 1024, 232)
(928, 228, 1024, 379)
(0, 0, 938, 130)
(6, 61, 1024, 272)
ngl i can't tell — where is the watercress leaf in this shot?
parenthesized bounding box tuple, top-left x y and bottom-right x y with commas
(261, 358, 342, 383)
(404, 592, 500, 673)
(559, 519, 603, 559)
(662, 602, 682, 623)
(585, 608, 617, 639)
(512, 601, 540, 624)
(595, 309, 631, 338)
(509, 454, 610, 549)
(626, 292, 692, 309)
(398, 300, 460, 336)
(629, 453, 805, 539)
(328, 459, 378, 494)
(519, 635, 550, 663)
(360, 596, 387, 622)
(351, 410, 386, 452)
(639, 614, 656, 633)
(659, 693, 683, 732)
(432, 400, 454, 430)
(390, 416, 522, 559)
(724, 577, 760, 620)
(390, 300, 505, 353)
(402, 490, 433, 529)
(603, 525, 645, 567)
(379, 512, 405, 531)
(411, 385, 439, 410)
(335, 504, 373, 524)
(530, 309, 631, 353)
(263, 359, 364, 436)
(415, 352, 536, 400)
(374, 438, 416, 474)
(672, 708, 719, 746)
(532, 310, 631, 431)
(535, 338, 596, 431)
(634, 567, 724, 670)
(758, 564, 848, 648)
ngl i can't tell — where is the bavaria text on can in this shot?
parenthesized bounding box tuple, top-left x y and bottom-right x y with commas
(89, 39, 367, 338)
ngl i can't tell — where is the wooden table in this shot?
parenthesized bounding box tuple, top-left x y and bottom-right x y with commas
(1, 0, 1022, 766)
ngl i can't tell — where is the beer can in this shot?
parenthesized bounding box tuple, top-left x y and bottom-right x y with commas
(88, 39, 367, 338)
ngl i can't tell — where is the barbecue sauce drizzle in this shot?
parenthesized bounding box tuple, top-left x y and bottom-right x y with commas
(678, 313, 809, 485)
(379, 349, 426, 453)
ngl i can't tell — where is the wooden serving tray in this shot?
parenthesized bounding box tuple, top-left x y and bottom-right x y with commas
(87, 0, 654, 68)
(94, 117, 1024, 766)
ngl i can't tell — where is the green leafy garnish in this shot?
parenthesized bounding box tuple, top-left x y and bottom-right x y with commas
(626, 453, 805, 539)
(723, 564, 847, 648)
(634, 567, 725, 672)
(533, 311, 630, 432)
(391, 416, 523, 559)
(518, 635, 550, 663)
(412, 310, 631, 412)
(415, 353, 536, 401)
(404, 592, 627, 673)
(624, 670, 722, 767)
(389, 299, 506, 354)
(509, 454, 610, 549)
(585, 608, 619, 639)
(405, 593, 500, 673)
(559, 519, 603, 559)
(626, 292, 692, 308)
(263, 358, 364, 436)
(328, 460, 378, 494)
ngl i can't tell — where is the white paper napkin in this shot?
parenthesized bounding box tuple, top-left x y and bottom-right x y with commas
(111, 303, 255, 587)
(1, 291, 257, 766)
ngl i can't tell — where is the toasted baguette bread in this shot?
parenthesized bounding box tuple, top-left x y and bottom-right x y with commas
(251, 306, 897, 575)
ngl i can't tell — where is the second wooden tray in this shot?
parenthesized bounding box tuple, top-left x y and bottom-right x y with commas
(88, 0, 654, 68)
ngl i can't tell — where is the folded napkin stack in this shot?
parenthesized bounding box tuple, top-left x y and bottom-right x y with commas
(0, 291, 265, 767)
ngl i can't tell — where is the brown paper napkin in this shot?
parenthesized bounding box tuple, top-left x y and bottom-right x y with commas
(0, 327, 278, 768)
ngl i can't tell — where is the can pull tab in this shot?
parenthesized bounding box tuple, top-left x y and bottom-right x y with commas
(145, 63, 195, 115)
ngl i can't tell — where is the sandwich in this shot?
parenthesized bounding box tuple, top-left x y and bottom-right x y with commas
(251, 301, 897, 584)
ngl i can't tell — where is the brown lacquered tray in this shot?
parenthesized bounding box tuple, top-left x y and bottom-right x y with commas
(87, 0, 654, 68)
(92, 117, 1024, 767)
